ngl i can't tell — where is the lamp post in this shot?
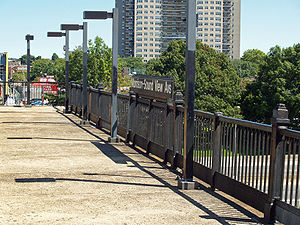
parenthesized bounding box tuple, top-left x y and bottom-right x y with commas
(83, 9, 119, 142)
(60, 24, 88, 124)
(178, 0, 197, 190)
(25, 34, 34, 105)
(47, 31, 71, 113)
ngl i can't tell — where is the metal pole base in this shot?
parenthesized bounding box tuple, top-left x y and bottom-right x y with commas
(108, 137, 120, 143)
(25, 105, 32, 108)
(80, 120, 90, 126)
(178, 179, 197, 190)
(63, 109, 71, 114)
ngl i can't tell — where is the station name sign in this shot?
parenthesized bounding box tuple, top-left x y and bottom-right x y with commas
(131, 75, 174, 100)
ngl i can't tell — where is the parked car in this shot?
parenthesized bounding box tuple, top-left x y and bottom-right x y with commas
(31, 99, 43, 106)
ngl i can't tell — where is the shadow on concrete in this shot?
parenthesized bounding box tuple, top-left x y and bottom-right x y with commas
(7, 137, 102, 142)
(49, 108, 262, 224)
(83, 173, 153, 179)
(1, 121, 73, 125)
(91, 141, 132, 164)
(15, 178, 56, 183)
(15, 178, 167, 188)
(55, 109, 106, 141)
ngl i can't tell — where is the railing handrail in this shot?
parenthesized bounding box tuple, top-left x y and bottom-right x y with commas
(220, 115, 272, 133)
(68, 84, 300, 225)
(280, 128, 300, 139)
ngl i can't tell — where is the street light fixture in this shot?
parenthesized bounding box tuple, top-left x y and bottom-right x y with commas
(25, 34, 34, 105)
(61, 24, 83, 31)
(47, 31, 72, 113)
(83, 8, 119, 143)
(47, 32, 65, 37)
(59, 24, 88, 124)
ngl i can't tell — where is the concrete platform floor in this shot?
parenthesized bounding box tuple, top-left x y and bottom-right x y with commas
(0, 106, 263, 224)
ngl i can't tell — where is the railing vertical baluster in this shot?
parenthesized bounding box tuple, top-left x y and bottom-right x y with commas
(264, 134, 270, 193)
(296, 142, 300, 207)
(248, 130, 254, 186)
(252, 131, 257, 187)
(237, 127, 242, 182)
(146, 99, 153, 153)
(284, 137, 291, 202)
(264, 104, 290, 223)
(241, 127, 245, 182)
(220, 122, 224, 173)
(290, 139, 296, 205)
(256, 131, 261, 190)
(195, 117, 200, 162)
(126, 91, 135, 143)
(233, 124, 237, 179)
(164, 103, 171, 162)
(225, 124, 229, 176)
(211, 112, 222, 189)
(173, 91, 184, 168)
(260, 132, 265, 191)
(206, 119, 209, 167)
(210, 119, 214, 168)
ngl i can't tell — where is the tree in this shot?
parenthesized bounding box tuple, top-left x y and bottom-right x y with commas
(31, 59, 55, 81)
(52, 58, 65, 83)
(232, 59, 258, 78)
(69, 37, 112, 88)
(241, 49, 266, 65)
(119, 57, 146, 74)
(51, 53, 59, 61)
(241, 44, 300, 130)
(12, 72, 26, 82)
(19, 54, 35, 65)
(146, 40, 241, 117)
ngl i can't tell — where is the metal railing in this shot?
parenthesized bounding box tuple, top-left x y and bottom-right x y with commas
(69, 83, 299, 225)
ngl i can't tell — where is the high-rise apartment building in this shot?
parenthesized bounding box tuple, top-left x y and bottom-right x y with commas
(117, 0, 240, 61)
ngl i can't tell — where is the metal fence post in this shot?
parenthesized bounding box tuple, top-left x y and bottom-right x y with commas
(172, 91, 184, 168)
(164, 101, 172, 163)
(26, 39, 31, 105)
(64, 30, 70, 113)
(88, 86, 92, 120)
(69, 81, 74, 112)
(179, 0, 197, 190)
(126, 91, 135, 143)
(211, 112, 223, 190)
(146, 99, 153, 154)
(264, 103, 290, 223)
(97, 82, 104, 129)
(109, 7, 119, 143)
(80, 22, 88, 125)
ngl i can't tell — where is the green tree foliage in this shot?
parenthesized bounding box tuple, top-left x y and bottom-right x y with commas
(232, 59, 258, 78)
(31, 59, 55, 81)
(69, 37, 112, 88)
(119, 57, 146, 74)
(241, 49, 266, 65)
(119, 57, 145, 69)
(11, 72, 26, 82)
(146, 40, 241, 117)
(51, 53, 59, 61)
(241, 44, 300, 129)
(19, 54, 35, 65)
(53, 58, 65, 83)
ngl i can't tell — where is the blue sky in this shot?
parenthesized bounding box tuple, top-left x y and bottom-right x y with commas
(0, 0, 299, 59)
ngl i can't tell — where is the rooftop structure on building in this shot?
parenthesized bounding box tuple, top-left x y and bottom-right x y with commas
(117, 0, 240, 61)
